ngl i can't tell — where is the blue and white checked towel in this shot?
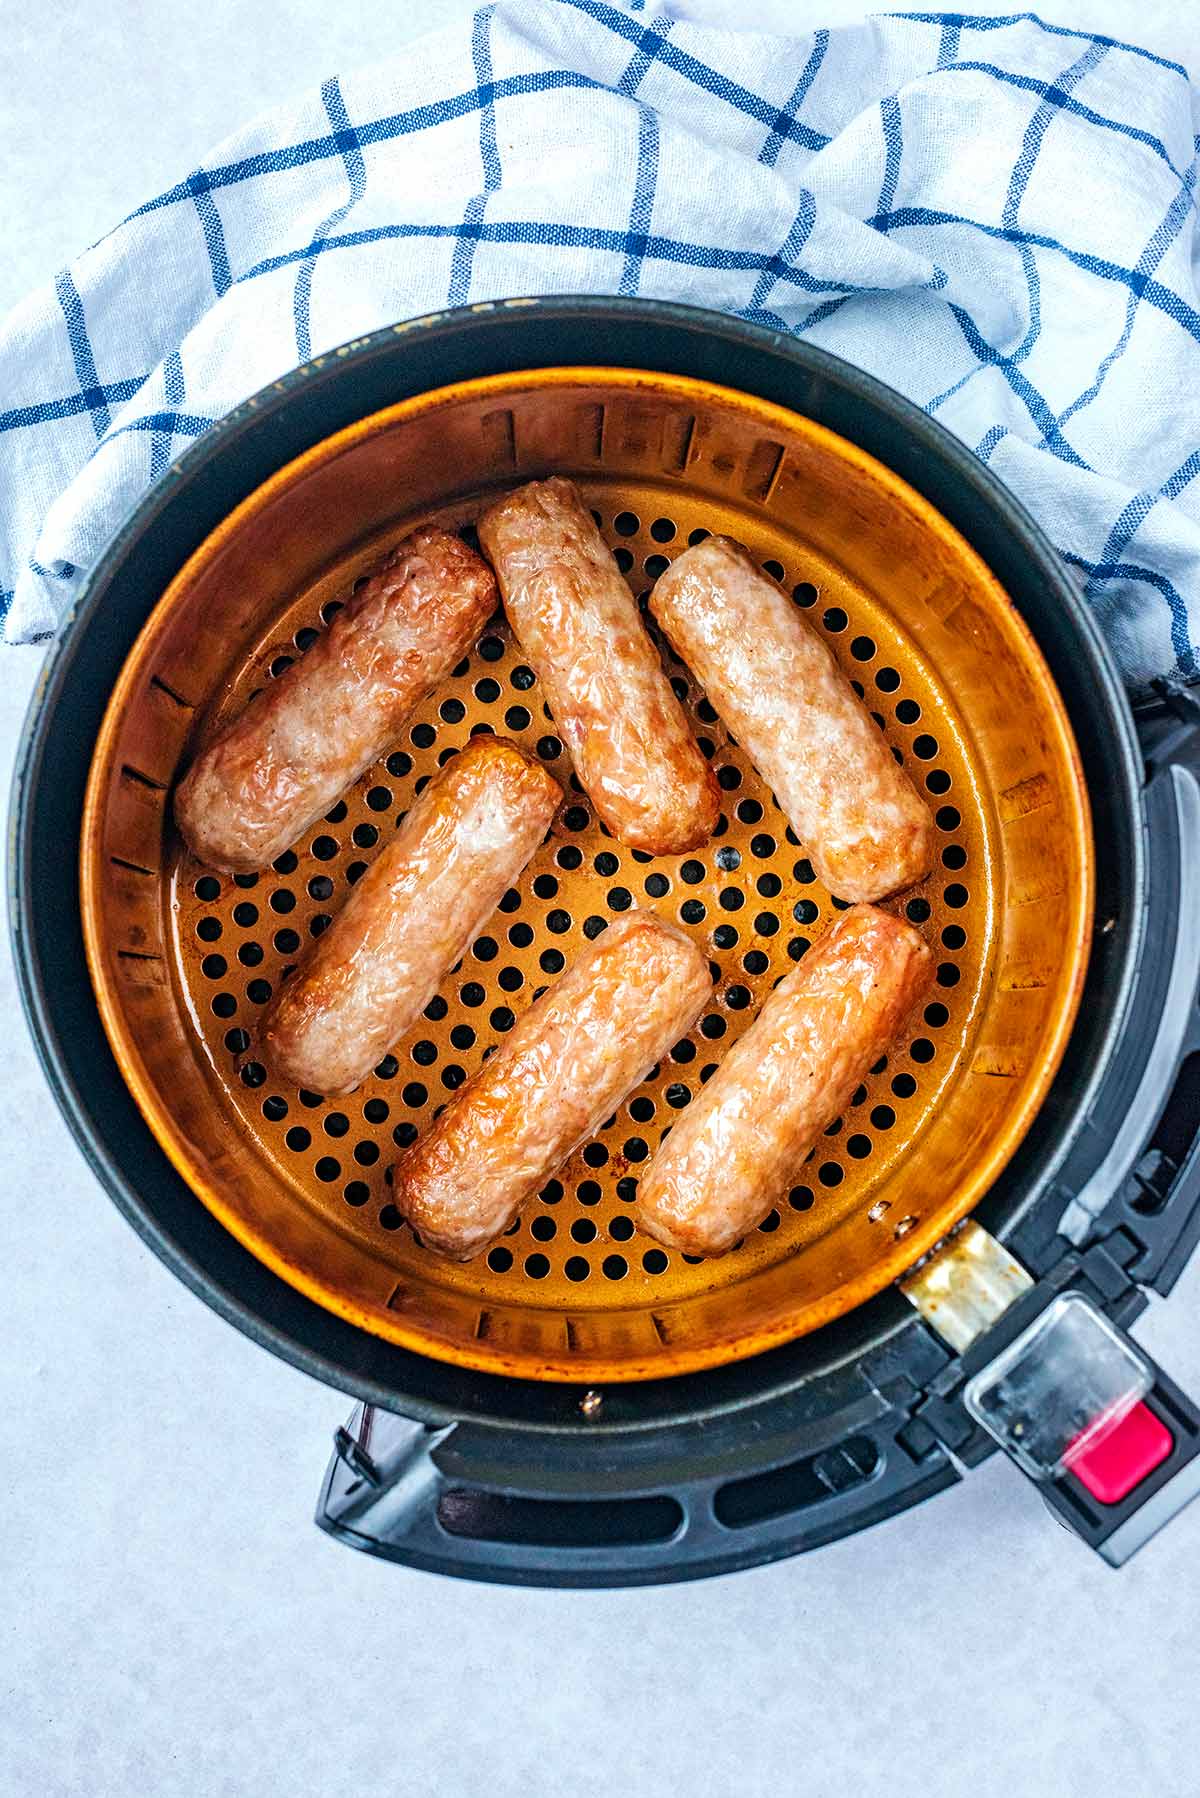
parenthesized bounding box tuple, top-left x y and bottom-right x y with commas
(2, 0, 1198, 688)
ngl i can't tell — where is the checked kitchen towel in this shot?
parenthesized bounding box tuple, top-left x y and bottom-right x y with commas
(1, 0, 1198, 687)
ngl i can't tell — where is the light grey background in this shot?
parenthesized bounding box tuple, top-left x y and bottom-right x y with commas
(2, 4, 1199, 1795)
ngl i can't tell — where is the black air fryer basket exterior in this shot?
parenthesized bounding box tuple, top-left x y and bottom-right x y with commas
(9, 299, 1144, 1444)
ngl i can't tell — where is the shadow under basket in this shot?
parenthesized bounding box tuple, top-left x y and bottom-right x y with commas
(80, 367, 1092, 1383)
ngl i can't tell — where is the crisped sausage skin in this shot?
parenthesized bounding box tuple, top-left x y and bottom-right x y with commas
(260, 737, 560, 1094)
(478, 478, 718, 855)
(649, 536, 934, 900)
(635, 905, 932, 1256)
(175, 526, 497, 872)
(393, 910, 713, 1259)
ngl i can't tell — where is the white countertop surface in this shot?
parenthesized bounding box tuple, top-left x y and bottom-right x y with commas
(3, 5, 1199, 1794)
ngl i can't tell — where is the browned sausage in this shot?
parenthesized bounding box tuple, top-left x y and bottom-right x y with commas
(649, 537, 934, 900)
(260, 738, 560, 1094)
(477, 478, 718, 855)
(175, 526, 498, 872)
(635, 905, 932, 1256)
(393, 911, 713, 1260)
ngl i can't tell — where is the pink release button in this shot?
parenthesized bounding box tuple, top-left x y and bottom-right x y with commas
(1065, 1402, 1173, 1505)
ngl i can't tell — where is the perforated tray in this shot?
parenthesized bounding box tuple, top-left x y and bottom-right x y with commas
(81, 370, 1092, 1380)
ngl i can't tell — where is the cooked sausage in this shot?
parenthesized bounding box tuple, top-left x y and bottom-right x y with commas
(260, 738, 560, 1094)
(393, 910, 713, 1260)
(477, 478, 718, 855)
(175, 526, 498, 872)
(649, 537, 934, 900)
(635, 905, 932, 1256)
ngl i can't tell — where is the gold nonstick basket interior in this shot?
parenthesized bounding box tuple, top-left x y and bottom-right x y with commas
(81, 369, 1093, 1382)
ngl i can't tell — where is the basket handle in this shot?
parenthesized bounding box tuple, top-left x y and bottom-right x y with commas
(314, 1401, 958, 1585)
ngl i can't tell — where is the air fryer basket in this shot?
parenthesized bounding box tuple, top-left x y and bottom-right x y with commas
(13, 299, 1147, 1440)
(79, 366, 1092, 1383)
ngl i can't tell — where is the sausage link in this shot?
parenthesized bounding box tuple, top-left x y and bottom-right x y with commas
(477, 478, 718, 855)
(635, 905, 932, 1256)
(649, 537, 934, 900)
(260, 738, 560, 1094)
(175, 526, 498, 872)
(393, 911, 713, 1260)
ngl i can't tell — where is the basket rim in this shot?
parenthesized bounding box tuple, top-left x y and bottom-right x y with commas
(9, 297, 1142, 1425)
